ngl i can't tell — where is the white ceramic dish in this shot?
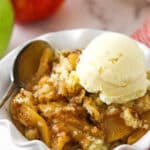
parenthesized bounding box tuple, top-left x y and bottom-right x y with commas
(0, 29, 150, 150)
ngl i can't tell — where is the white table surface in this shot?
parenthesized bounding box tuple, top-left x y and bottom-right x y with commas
(9, 0, 150, 51)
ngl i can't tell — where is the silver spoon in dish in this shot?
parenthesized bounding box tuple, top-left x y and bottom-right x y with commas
(0, 40, 54, 107)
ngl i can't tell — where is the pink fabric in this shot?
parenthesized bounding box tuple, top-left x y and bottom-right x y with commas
(132, 17, 150, 48)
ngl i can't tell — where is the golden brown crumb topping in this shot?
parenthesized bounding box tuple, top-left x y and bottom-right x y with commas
(10, 49, 150, 150)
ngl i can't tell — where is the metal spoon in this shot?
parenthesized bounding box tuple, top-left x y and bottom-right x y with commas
(0, 40, 54, 107)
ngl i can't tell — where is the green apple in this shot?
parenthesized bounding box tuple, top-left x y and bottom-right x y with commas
(0, 0, 14, 57)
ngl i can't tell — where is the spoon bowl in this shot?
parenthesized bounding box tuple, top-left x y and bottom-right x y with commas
(0, 40, 54, 107)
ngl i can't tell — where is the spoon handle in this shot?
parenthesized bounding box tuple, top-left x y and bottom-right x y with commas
(0, 82, 18, 108)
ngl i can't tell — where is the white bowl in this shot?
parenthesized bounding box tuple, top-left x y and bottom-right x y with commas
(0, 29, 150, 150)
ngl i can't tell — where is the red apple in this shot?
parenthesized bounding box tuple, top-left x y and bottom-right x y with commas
(11, 0, 64, 23)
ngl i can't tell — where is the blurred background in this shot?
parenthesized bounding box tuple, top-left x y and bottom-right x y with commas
(1, 0, 150, 56)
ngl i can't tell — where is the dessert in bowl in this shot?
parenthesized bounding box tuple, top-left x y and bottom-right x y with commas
(1, 29, 150, 150)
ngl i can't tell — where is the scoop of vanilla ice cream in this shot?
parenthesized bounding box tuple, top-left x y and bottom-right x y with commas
(76, 32, 149, 104)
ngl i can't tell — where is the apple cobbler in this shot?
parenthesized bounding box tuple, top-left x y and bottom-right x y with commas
(10, 49, 150, 150)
